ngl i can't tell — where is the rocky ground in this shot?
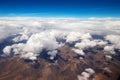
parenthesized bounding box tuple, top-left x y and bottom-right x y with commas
(0, 45, 120, 80)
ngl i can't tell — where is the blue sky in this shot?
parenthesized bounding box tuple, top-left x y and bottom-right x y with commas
(0, 0, 120, 17)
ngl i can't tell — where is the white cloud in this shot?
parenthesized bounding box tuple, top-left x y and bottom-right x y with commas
(81, 72, 90, 78)
(66, 32, 82, 43)
(66, 32, 92, 43)
(3, 43, 25, 55)
(104, 46, 115, 54)
(85, 68, 95, 74)
(47, 50, 58, 60)
(23, 32, 59, 53)
(12, 34, 29, 42)
(72, 48, 85, 55)
(105, 55, 112, 60)
(75, 39, 97, 49)
(21, 52, 37, 60)
(3, 31, 62, 60)
(3, 46, 12, 55)
(73, 39, 107, 56)
(95, 40, 108, 45)
(77, 68, 95, 80)
(0, 17, 120, 60)
(105, 35, 120, 49)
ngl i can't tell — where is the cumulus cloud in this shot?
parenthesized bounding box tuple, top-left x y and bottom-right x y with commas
(77, 68, 95, 80)
(72, 36, 107, 56)
(3, 43, 24, 55)
(104, 45, 115, 54)
(66, 32, 82, 43)
(21, 52, 37, 60)
(105, 55, 112, 60)
(3, 31, 62, 60)
(85, 68, 95, 74)
(66, 32, 92, 43)
(105, 35, 120, 49)
(72, 48, 85, 55)
(24, 32, 59, 52)
(74, 39, 107, 50)
(47, 50, 58, 60)
(0, 17, 120, 60)
(3, 46, 12, 55)
(12, 34, 29, 42)
(75, 39, 97, 49)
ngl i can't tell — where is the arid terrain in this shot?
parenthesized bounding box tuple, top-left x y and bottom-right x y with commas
(0, 45, 120, 80)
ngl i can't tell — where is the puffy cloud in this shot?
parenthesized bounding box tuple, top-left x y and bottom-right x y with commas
(81, 72, 90, 78)
(21, 52, 37, 60)
(12, 34, 29, 42)
(102, 34, 120, 54)
(2, 31, 62, 60)
(95, 40, 108, 45)
(0, 17, 120, 60)
(72, 48, 85, 55)
(3, 43, 25, 55)
(24, 32, 59, 53)
(47, 50, 58, 60)
(104, 46, 115, 54)
(105, 35, 120, 49)
(66, 32, 92, 43)
(77, 68, 95, 80)
(75, 39, 97, 49)
(73, 39, 107, 56)
(66, 32, 82, 43)
(85, 68, 95, 74)
(105, 55, 112, 60)
(3, 46, 12, 55)
(77, 75, 87, 80)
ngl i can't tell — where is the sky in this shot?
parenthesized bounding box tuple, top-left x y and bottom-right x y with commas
(0, 0, 120, 17)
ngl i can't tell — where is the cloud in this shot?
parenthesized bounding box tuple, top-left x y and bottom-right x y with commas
(3, 46, 12, 55)
(105, 35, 120, 49)
(75, 39, 97, 49)
(72, 48, 85, 55)
(85, 68, 95, 74)
(0, 26, 21, 43)
(77, 68, 95, 80)
(0, 17, 120, 37)
(21, 52, 37, 60)
(0, 17, 120, 60)
(105, 55, 112, 60)
(72, 37, 107, 56)
(3, 31, 62, 60)
(66, 32, 92, 43)
(3, 43, 25, 55)
(12, 34, 29, 42)
(74, 39, 107, 49)
(47, 50, 58, 60)
(24, 32, 59, 52)
(104, 46, 115, 54)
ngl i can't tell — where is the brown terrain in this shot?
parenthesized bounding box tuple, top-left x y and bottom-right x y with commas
(0, 45, 120, 80)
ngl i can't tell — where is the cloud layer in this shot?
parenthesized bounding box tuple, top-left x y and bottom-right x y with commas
(0, 17, 120, 60)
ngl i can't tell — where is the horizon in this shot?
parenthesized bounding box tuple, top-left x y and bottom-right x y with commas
(0, 0, 120, 80)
